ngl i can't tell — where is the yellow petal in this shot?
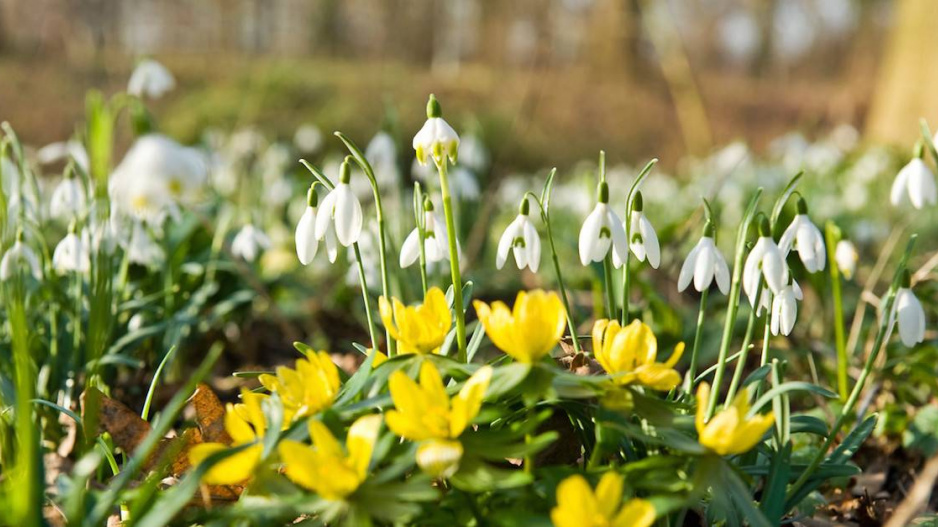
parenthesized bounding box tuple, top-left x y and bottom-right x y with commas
(388, 370, 428, 419)
(308, 419, 344, 459)
(347, 414, 383, 479)
(379, 296, 401, 341)
(190, 443, 262, 485)
(418, 361, 449, 409)
(695, 383, 710, 434)
(369, 348, 388, 368)
(726, 412, 775, 455)
(663, 342, 685, 369)
(551, 475, 599, 527)
(633, 364, 682, 391)
(450, 366, 492, 437)
(699, 407, 741, 455)
(595, 472, 624, 518)
(278, 440, 321, 491)
(224, 404, 256, 444)
(612, 498, 656, 527)
(385, 409, 432, 441)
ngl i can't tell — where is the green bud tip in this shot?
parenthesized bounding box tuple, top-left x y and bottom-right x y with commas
(914, 141, 926, 159)
(15, 229, 24, 242)
(423, 196, 434, 211)
(598, 181, 609, 204)
(796, 196, 808, 215)
(339, 157, 352, 184)
(519, 197, 530, 216)
(68, 221, 78, 234)
(758, 217, 771, 237)
(307, 184, 318, 207)
(703, 221, 715, 238)
(632, 192, 644, 213)
(900, 268, 912, 288)
(427, 94, 442, 119)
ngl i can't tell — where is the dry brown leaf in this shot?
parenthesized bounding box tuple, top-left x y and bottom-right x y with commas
(191, 383, 231, 444)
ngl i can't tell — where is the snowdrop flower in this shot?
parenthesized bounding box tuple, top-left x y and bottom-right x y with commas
(232, 224, 271, 263)
(624, 192, 660, 269)
(36, 140, 90, 173)
(891, 145, 937, 209)
(743, 218, 788, 307)
(315, 159, 363, 248)
(413, 94, 459, 167)
(293, 123, 323, 153)
(126, 222, 165, 266)
(778, 197, 825, 272)
(678, 222, 730, 294)
(400, 199, 449, 268)
(770, 280, 803, 336)
(889, 271, 926, 347)
(296, 184, 337, 265)
(127, 58, 176, 99)
(458, 134, 489, 173)
(495, 198, 540, 272)
(578, 181, 628, 266)
(0, 232, 42, 280)
(52, 226, 91, 274)
(49, 171, 86, 221)
(835, 240, 858, 280)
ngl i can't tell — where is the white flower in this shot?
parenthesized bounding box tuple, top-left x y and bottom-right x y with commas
(770, 281, 803, 336)
(127, 222, 165, 266)
(127, 59, 176, 99)
(52, 231, 90, 273)
(366, 131, 401, 188)
(36, 140, 90, 172)
(495, 199, 540, 272)
(778, 199, 825, 272)
(578, 182, 628, 266)
(232, 224, 271, 263)
(743, 219, 788, 306)
(623, 193, 660, 269)
(413, 95, 459, 167)
(0, 237, 42, 280)
(890, 281, 926, 347)
(891, 156, 937, 209)
(315, 160, 363, 248)
(294, 124, 323, 153)
(400, 203, 450, 268)
(49, 174, 87, 221)
(295, 185, 337, 265)
(678, 226, 730, 294)
(458, 134, 489, 173)
(835, 240, 858, 280)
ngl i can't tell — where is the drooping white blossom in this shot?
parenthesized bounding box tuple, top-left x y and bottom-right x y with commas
(624, 192, 660, 269)
(52, 230, 91, 273)
(315, 159, 364, 248)
(413, 95, 459, 167)
(49, 172, 87, 221)
(578, 181, 628, 266)
(778, 198, 825, 272)
(495, 198, 540, 272)
(400, 200, 450, 268)
(891, 153, 937, 209)
(127, 59, 176, 99)
(678, 223, 730, 294)
(743, 218, 789, 307)
(835, 239, 858, 280)
(770, 280, 803, 336)
(232, 224, 271, 263)
(889, 273, 926, 347)
(0, 234, 42, 280)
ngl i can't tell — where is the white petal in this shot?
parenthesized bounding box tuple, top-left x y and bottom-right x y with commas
(295, 208, 319, 265)
(334, 185, 363, 246)
(693, 245, 715, 292)
(400, 229, 421, 267)
(608, 208, 629, 265)
(325, 226, 338, 263)
(896, 289, 926, 346)
(639, 215, 660, 269)
(714, 251, 731, 295)
(496, 217, 522, 270)
(578, 206, 605, 265)
(761, 241, 787, 294)
(314, 189, 337, 241)
(771, 296, 782, 336)
(677, 242, 701, 292)
(909, 162, 938, 209)
(628, 212, 646, 262)
(778, 217, 800, 257)
(743, 239, 766, 305)
(891, 166, 909, 206)
(523, 219, 541, 272)
(511, 243, 527, 269)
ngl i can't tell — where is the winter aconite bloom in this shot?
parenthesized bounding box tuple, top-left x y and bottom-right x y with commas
(779, 198, 825, 273)
(296, 184, 338, 264)
(386, 362, 492, 477)
(379, 287, 452, 355)
(413, 94, 459, 168)
(743, 217, 788, 306)
(678, 222, 730, 294)
(127, 58, 176, 99)
(231, 224, 271, 263)
(258, 350, 341, 423)
(278, 415, 382, 501)
(474, 290, 566, 363)
(592, 319, 685, 391)
(889, 272, 926, 347)
(891, 147, 937, 209)
(551, 472, 656, 527)
(188, 389, 268, 485)
(496, 198, 540, 272)
(835, 240, 858, 280)
(770, 281, 803, 336)
(315, 159, 363, 248)
(695, 383, 774, 456)
(579, 181, 628, 267)
(624, 193, 660, 269)
(400, 199, 450, 268)
(0, 233, 42, 281)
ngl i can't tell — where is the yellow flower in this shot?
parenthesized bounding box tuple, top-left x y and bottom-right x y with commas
(379, 287, 452, 355)
(188, 389, 267, 485)
(695, 383, 775, 456)
(278, 414, 382, 501)
(258, 350, 341, 422)
(551, 472, 656, 527)
(592, 319, 685, 391)
(368, 348, 389, 368)
(473, 289, 566, 363)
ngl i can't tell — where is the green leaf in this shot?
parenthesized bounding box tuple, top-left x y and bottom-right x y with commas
(828, 414, 877, 465)
(335, 346, 379, 406)
(141, 346, 178, 421)
(789, 415, 829, 436)
(748, 382, 837, 417)
(770, 171, 804, 235)
(450, 458, 532, 492)
(486, 363, 532, 398)
(540, 167, 558, 214)
(759, 443, 791, 523)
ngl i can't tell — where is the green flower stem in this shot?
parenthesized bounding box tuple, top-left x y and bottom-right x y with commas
(436, 160, 468, 362)
(724, 282, 763, 407)
(620, 251, 631, 325)
(414, 185, 429, 296)
(603, 255, 617, 320)
(352, 243, 378, 350)
(825, 222, 848, 401)
(684, 289, 709, 392)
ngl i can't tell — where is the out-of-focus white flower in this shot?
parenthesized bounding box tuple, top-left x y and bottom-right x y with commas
(127, 222, 165, 266)
(366, 131, 400, 188)
(109, 134, 207, 227)
(413, 159, 479, 200)
(127, 59, 176, 99)
(232, 224, 271, 263)
(1, 157, 22, 198)
(770, 280, 803, 336)
(128, 313, 147, 332)
(778, 198, 825, 273)
(315, 160, 363, 248)
(622, 192, 660, 269)
(835, 240, 858, 280)
(889, 273, 926, 347)
(578, 181, 628, 266)
(458, 134, 489, 173)
(448, 166, 480, 200)
(743, 218, 788, 307)
(413, 95, 459, 167)
(495, 198, 540, 272)
(52, 230, 90, 273)
(36, 140, 90, 172)
(400, 200, 449, 268)
(678, 223, 730, 294)
(296, 184, 337, 265)
(294, 124, 323, 153)
(0, 235, 42, 280)
(49, 172, 86, 221)
(345, 223, 382, 291)
(891, 154, 937, 209)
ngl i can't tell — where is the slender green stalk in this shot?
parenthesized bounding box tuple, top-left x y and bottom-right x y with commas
(684, 289, 709, 391)
(436, 160, 468, 362)
(603, 255, 617, 320)
(724, 283, 763, 406)
(825, 222, 848, 400)
(621, 252, 631, 325)
(620, 158, 658, 325)
(413, 184, 429, 296)
(352, 243, 378, 349)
